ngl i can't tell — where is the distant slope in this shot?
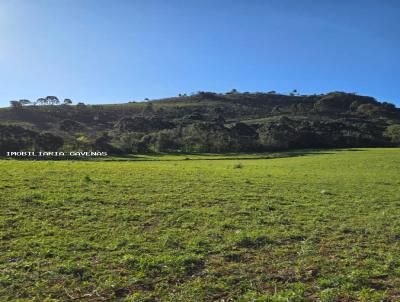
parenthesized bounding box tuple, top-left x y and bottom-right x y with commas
(1, 91, 400, 154)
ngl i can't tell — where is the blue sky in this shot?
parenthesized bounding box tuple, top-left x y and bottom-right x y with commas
(0, 0, 399, 106)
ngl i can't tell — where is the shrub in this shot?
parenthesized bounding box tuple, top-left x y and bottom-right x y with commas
(384, 124, 400, 144)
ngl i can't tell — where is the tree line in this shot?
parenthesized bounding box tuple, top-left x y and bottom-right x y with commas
(9, 96, 78, 109)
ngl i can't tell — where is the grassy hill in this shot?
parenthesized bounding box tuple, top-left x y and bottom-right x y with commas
(1, 91, 399, 127)
(1, 148, 400, 300)
(1, 91, 400, 154)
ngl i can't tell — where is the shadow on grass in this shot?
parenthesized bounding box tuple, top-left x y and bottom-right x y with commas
(97, 148, 365, 162)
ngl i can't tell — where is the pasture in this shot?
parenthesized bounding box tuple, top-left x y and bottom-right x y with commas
(1, 149, 400, 301)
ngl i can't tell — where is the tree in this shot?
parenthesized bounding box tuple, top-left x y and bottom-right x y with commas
(0, 125, 37, 153)
(19, 99, 31, 106)
(46, 96, 59, 105)
(384, 124, 400, 144)
(227, 89, 238, 95)
(357, 103, 380, 116)
(152, 130, 181, 152)
(10, 100, 22, 110)
(36, 98, 46, 105)
(257, 117, 298, 150)
(59, 119, 83, 132)
(63, 99, 73, 105)
(75, 134, 91, 150)
(76, 102, 87, 110)
(117, 132, 147, 153)
(93, 132, 114, 152)
(10, 99, 31, 108)
(36, 132, 64, 151)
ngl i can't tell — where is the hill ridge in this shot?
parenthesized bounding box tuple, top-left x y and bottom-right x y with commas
(1, 91, 399, 154)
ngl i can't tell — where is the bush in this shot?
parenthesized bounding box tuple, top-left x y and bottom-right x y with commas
(384, 124, 400, 144)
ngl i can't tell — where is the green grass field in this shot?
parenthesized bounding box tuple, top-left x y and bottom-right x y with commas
(1, 149, 400, 301)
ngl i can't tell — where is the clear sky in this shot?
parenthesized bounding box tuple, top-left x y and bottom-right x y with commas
(0, 0, 399, 107)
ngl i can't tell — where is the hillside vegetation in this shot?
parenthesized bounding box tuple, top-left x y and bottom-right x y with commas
(1, 149, 400, 300)
(1, 91, 400, 154)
